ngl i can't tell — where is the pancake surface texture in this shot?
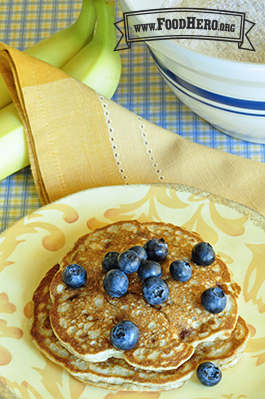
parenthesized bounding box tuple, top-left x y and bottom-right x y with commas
(49, 220, 241, 371)
(30, 264, 250, 391)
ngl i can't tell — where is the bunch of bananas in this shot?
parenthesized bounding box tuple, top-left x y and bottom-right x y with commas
(0, 0, 121, 180)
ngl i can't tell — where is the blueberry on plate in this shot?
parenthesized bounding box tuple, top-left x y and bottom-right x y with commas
(110, 320, 140, 350)
(102, 251, 120, 272)
(201, 287, 227, 314)
(103, 269, 129, 297)
(197, 362, 222, 386)
(170, 260, 192, 282)
(62, 264, 87, 289)
(142, 277, 169, 305)
(117, 250, 141, 274)
(138, 260, 162, 282)
(129, 245, 148, 262)
(144, 238, 168, 262)
(192, 242, 216, 266)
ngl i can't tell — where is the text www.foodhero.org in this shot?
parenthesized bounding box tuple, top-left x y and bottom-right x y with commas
(134, 17, 236, 33)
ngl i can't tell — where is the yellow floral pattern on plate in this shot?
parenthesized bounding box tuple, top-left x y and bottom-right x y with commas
(0, 183, 264, 399)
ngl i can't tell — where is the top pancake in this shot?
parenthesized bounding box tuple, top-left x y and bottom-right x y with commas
(49, 220, 241, 371)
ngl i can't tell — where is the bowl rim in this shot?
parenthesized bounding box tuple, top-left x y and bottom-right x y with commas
(147, 38, 265, 82)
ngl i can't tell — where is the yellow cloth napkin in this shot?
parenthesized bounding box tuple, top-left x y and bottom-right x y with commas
(0, 42, 265, 215)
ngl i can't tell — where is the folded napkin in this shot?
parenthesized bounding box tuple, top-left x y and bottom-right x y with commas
(0, 42, 265, 216)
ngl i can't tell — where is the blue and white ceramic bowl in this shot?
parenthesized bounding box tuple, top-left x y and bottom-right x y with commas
(118, 0, 265, 143)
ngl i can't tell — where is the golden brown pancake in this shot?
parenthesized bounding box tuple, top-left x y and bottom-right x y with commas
(49, 221, 241, 371)
(29, 264, 249, 391)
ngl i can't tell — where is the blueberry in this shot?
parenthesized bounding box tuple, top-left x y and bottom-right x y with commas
(62, 264, 87, 289)
(192, 242, 216, 266)
(102, 251, 119, 272)
(110, 320, 140, 350)
(197, 362, 222, 386)
(201, 287, 227, 314)
(117, 250, 141, 274)
(129, 245, 148, 262)
(138, 260, 162, 282)
(144, 238, 168, 262)
(142, 277, 169, 305)
(103, 269, 129, 297)
(170, 260, 192, 282)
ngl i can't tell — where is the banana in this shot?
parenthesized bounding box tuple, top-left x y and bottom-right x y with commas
(62, 0, 121, 99)
(0, 104, 29, 180)
(0, 0, 121, 181)
(0, 0, 96, 110)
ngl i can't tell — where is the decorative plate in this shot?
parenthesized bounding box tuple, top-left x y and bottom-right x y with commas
(0, 183, 264, 399)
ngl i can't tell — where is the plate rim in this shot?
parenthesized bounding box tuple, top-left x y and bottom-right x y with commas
(1, 182, 264, 239)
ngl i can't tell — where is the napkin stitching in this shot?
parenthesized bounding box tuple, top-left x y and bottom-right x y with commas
(137, 116, 165, 182)
(98, 94, 128, 182)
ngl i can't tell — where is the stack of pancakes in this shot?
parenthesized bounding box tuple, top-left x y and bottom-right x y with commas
(29, 220, 250, 391)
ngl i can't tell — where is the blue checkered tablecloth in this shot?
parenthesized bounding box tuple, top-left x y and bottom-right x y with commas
(0, 0, 264, 233)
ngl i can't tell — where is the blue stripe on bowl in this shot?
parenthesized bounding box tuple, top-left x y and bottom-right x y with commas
(150, 50, 265, 116)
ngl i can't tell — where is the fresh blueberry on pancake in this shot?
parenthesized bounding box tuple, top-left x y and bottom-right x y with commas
(110, 320, 140, 350)
(137, 259, 163, 282)
(170, 260, 192, 282)
(197, 362, 222, 386)
(117, 250, 141, 274)
(102, 251, 120, 272)
(61, 264, 87, 289)
(142, 276, 169, 305)
(201, 287, 227, 314)
(103, 269, 129, 297)
(129, 245, 148, 262)
(192, 242, 216, 266)
(144, 237, 169, 262)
